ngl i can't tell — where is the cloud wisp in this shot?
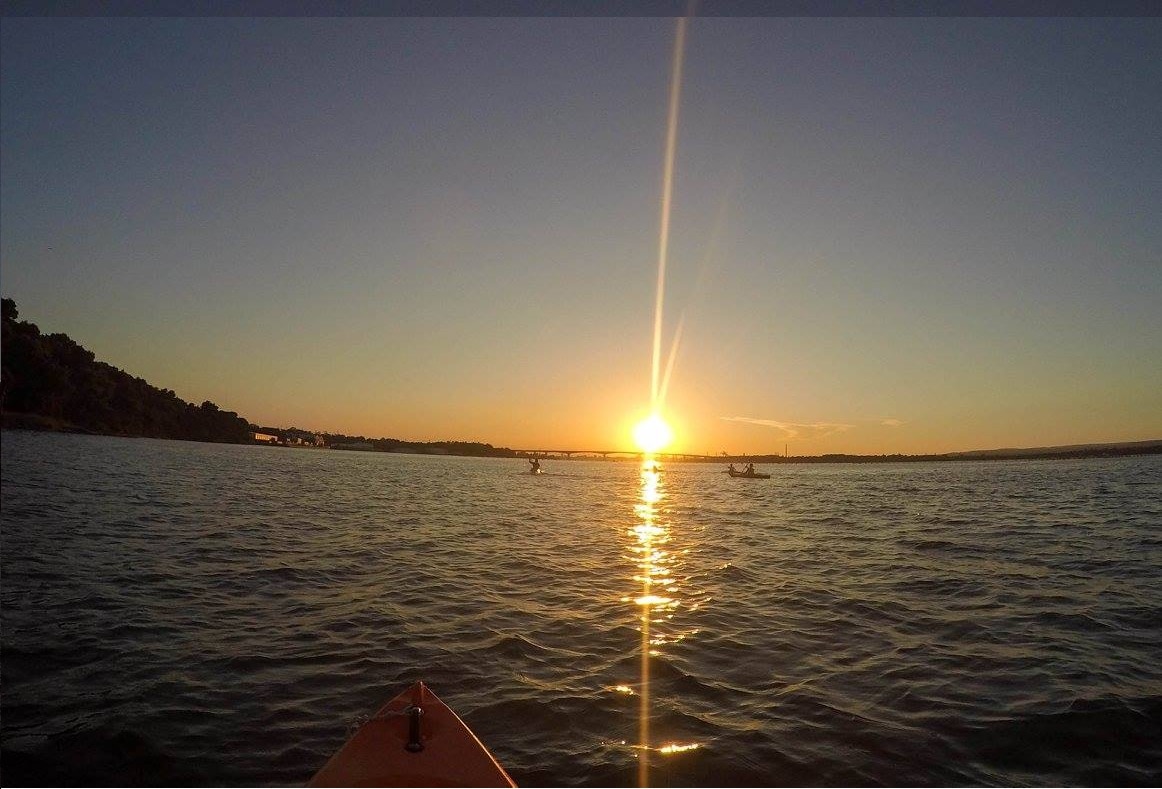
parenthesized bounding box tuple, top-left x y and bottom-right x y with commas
(719, 416, 854, 440)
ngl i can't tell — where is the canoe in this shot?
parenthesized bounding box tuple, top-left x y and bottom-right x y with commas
(727, 469, 770, 479)
(309, 681, 516, 787)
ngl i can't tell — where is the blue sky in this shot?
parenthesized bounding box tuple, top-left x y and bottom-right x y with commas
(2, 13, 1159, 453)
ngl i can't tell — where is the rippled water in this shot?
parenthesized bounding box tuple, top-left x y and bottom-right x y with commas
(2, 430, 1160, 786)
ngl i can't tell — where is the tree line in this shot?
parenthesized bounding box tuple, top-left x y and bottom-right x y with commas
(1, 298, 251, 443)
(323, 433, 518, 458)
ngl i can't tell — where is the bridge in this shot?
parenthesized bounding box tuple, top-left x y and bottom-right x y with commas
(513, 449, 729, 462)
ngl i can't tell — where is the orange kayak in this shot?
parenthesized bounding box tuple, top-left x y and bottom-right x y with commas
(309, 681, 516, 787)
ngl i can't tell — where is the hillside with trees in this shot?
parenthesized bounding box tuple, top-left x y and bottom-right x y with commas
(1, 298, 251, 443)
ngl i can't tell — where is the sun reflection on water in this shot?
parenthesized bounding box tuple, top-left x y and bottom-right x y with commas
(623, 456, 707, 785)
(634, 460, 661, 787)
(658, 742, 701, 755)
(627, 458, 690, 786)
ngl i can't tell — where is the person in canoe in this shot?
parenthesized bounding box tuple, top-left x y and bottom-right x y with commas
(745, 462, 756, 476)
(529, 457, 541, 474)
(728, 463, 737, 474)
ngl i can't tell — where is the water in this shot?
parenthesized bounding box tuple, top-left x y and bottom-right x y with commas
(2, 430, 1160, 786)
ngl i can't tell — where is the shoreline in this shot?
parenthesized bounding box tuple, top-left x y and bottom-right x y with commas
(3, 416, 1158, 465)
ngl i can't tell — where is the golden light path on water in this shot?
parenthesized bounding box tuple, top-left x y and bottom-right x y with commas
(633, 462, 667, 787)
(627, 459, 702, 787)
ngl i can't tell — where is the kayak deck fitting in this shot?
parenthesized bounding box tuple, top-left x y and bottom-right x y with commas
(309, 681, 516, 787)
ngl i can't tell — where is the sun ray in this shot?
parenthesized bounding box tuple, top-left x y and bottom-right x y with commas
(651, 16, 688, 410)
(658, 314, 685, 406)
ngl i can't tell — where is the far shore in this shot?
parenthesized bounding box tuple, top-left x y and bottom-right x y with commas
(3, 413, 1158, 465)
(516, 442, 1162, 463)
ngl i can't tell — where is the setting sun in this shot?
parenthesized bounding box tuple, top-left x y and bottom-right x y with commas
(632, 413, 674, 454)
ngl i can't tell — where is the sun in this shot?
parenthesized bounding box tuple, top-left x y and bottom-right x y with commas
(633, 413, 674, 454)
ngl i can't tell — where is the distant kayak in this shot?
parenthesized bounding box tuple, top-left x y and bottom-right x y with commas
(727, 468, 770, 479)
(309, 681, 516, 787)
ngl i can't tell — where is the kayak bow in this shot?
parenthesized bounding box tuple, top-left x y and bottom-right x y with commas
(309, 681, 516, 787)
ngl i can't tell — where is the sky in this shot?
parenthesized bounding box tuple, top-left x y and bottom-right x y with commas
(2, 10, 1160, 456)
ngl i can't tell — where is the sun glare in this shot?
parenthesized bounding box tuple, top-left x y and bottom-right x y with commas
(633, 413, 674, 454)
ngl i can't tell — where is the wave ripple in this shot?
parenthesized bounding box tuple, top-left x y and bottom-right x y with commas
(2, 432, 1160, 786)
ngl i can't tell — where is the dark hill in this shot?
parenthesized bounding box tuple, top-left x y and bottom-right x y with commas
(1, 298, 250, 443)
